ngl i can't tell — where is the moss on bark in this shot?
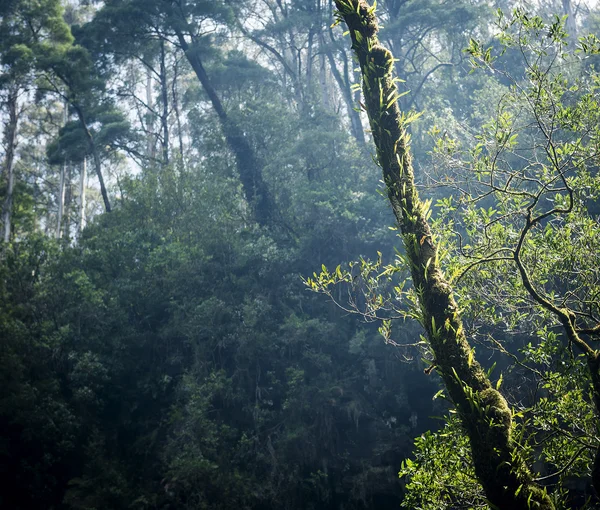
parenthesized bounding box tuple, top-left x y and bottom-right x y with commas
(333, 1, 555, 508)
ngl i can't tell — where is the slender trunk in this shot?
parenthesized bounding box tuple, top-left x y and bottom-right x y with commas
(72, 103, 111, 213)
(328, 7, 366, 143)
(562, 0, 577, 46)
(333, 2, 554, 509)
(146, 65, 155, 160)
(56, 101, 67, 239)
(160, 39, 170, 166)
(176, 30, 274, 225)
(296, 48, 304, 108)
(64, 164, 72, 240)
(172, 59, 185, 171)
(318, 33, 330, 111)
(325, 45, 365, 144)
(90, 144, 110, 213)
(2, 90, 19, 243)
(307, 28, 314, 90)
(79, 157, 86, 233)
(56, 162, 65, 239)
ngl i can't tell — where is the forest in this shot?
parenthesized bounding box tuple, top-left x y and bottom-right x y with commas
(1, 0, 599, 508)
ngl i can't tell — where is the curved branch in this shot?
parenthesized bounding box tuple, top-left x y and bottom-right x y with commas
(534, 445, 592, 483)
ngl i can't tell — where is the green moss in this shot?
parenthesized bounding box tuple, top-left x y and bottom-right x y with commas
(335, 1, 557, 508)
(479, 388, 512, 436)
(335, 0, 378, 39)
(356, 1, 378, 38)
(369, 45, 394, 75)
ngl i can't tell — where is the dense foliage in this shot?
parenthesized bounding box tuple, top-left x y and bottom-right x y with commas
(1, 0, 599, 509)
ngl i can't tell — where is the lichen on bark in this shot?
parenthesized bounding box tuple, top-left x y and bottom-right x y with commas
(333, 1, 555, 508)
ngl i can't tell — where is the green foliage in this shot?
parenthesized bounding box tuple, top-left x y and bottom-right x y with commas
(399, 416, 487, 509)
(46, 105, 132, 165)
(315, 3, 600, 507)
(0, 94, 433, 509)
(4, 0, 600, 508)
(0, 237, 79, 509)
(416, 10, 600, 508)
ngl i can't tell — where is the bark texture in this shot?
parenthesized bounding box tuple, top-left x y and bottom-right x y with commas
(333, 2, 554, 508)
(79, 157, 86, 233)
(2, 90, 18, 243)
(159, 39, 169, 166)
(56, 101, 67, 239)
(56, 162, 65, 239)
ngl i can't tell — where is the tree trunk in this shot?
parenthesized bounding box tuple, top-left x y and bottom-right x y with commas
(56, 162, 65, 239)
(318, 34, 330, 111)
(172, 58, 185, 171)
(159, 39, 170, 166)
(79, 157, 86, 233)
(2, 89, 19, 243)
(175, 30, 274, 226)
(64, 164, 72, 240)
(325, 44, 365, 144)
(333, 2, 554, 508)
(72, 103, 111, 213)
(146, 64, 156, 160)
(307, 27, 315, 91)
(317, 1, 330, 111)
(562, 0, 577, 46)
(56, 101, 67, 239)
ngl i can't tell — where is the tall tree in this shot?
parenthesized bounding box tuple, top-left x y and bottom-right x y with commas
(0, 0, 71, 241)
(1, 87, 19, 243)
(90, 0, 277, 225)
(324, 28, 366, 144)
(325, 1, 555, 508)
(40, 44, 123, 214)
(0, 0, 122, 218)
(78, 157, 86, 233)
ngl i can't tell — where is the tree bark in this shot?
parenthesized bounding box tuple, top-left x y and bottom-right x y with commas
(2, 89, 19, 243)
(325, 43, 365, 144)
(175, 30, 274, 226)
(159, 39, 170, 166)
(333, 2, 554, 508)
(79, 157, 86, 233)
(172, 58, 185, 171)
(56, 101, 67, 239)
(145, 64, 156, 161)
(56, 162, 65, 239)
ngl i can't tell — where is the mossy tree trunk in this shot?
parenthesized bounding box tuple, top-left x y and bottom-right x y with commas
(332, 1, 554, 508)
